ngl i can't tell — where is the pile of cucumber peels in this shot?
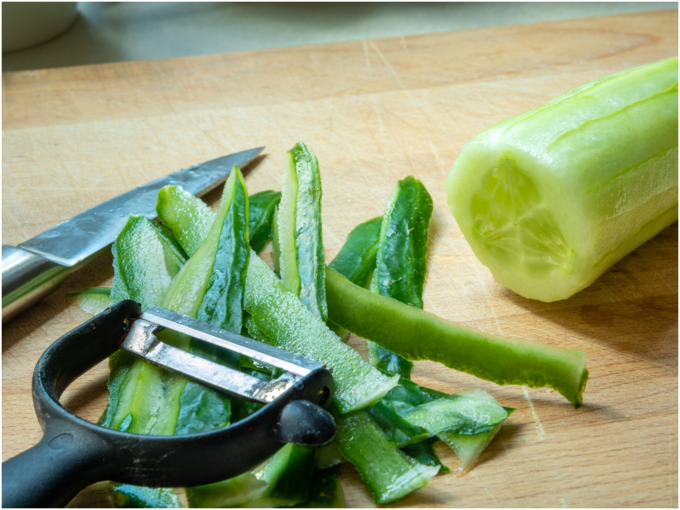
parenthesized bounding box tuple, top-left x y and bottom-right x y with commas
(68, 142, 588, 507)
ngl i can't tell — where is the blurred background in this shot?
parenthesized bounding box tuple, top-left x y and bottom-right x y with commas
(2, 2, 678, 73)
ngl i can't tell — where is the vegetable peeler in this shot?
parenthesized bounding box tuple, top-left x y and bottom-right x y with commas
(2, 300, 335, 508)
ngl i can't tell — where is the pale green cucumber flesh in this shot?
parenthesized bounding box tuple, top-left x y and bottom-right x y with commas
(332, 409, 439, 505)
(438, 423, 503, 476)
(278, 152, 301, 294)
(271, 203, 282, 275)
(397, 390, 508, 436)
(245, 252, 399, 413)
(186, 471, 268, 508)
(65, 287, 111, 316)
(248, 190, 282, 253)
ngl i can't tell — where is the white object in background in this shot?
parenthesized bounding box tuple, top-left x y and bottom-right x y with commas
(2, 2, 78, 53)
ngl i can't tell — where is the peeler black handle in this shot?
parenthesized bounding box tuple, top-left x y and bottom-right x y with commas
(2, 427, 114, 508)
(2, 300, 137, 508)
(3, 300, 335, 508)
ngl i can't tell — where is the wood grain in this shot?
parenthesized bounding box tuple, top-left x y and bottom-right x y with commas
(3, 11, 678, 508)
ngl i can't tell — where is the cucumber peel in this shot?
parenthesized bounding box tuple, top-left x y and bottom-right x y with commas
(65, 287, 111, 316)
(110, 215, 187, 312)
(245, 252, 399, 413)
(278, 142, 327, 321)
(156, 185, 214, 257)
(248, 190, 282, 253)
(326, 267, 588, 407)
(332, 408, 440, 505)
(446, 57, 678, 302)
(329, 216, 382, 288)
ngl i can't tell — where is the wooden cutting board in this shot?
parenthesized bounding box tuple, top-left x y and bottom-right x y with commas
(3, 11, 678, 508)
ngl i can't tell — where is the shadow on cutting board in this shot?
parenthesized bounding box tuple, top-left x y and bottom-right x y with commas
(503, 224, 678, 365)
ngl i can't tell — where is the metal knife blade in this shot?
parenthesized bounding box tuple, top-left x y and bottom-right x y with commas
(19, 146, 265, 267)
(2, 146, 264, 322)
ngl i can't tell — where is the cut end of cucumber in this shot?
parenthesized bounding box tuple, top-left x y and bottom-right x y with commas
(470, 156, 578, 281)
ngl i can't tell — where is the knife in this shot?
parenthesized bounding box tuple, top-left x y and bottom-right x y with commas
(2, 146, 265, 323)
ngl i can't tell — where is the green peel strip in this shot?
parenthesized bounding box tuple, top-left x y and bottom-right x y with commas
(326, 267, 588, 407)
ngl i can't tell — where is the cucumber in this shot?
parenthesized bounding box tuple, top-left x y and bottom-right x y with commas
(370, 176, 433, 309)
(156, 185, 214, 257)
(366, 176, 433, 378)
(397, 390, 509, 436)
(248, 190, 282, 253)
(109, 483, 182, 508)
(110, 215, 187, 311)
(438, 424, 503, 476)
(65, 287, 111, 316)
(314, 442, 346, 470)
(295, 466, 345, 508)
(446, 57, 678, 302)
(247, 443, 316, 507)
(332, 407, 439, 505)
(245, 252, 399, 413)
(157, 185, 280, 256)
(186, 472, 268, 508)
(277, 142, 327, 322)
(401, 438, 451, 475)
(329, 216, 382, 288)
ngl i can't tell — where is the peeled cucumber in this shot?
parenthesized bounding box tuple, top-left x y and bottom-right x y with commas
(446, 57, 678, 302)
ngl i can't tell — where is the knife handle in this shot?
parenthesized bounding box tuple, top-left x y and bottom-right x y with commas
(2, 245, 71, 323)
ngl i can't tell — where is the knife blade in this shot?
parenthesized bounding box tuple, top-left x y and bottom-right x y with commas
(2, 146, 265, 322)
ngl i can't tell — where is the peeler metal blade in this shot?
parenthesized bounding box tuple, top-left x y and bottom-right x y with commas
(122, 307, 332, 406)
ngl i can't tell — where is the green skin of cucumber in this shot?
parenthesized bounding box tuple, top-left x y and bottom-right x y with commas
(328, 216, 382, 287)
(446, 56, 678, 302)
(248, 190, 282, 253)
(186, 464, 345, 509)
(401, 437, 451, 475)
(382, 377, 513, 474)
(278, 142, 328, 322)
(295, 465, 346, 508)
(156, 167, 401, 414)
(326, 266, 589, 407)
(327, 215, 383, 340)
(368, 175, 434, 378)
